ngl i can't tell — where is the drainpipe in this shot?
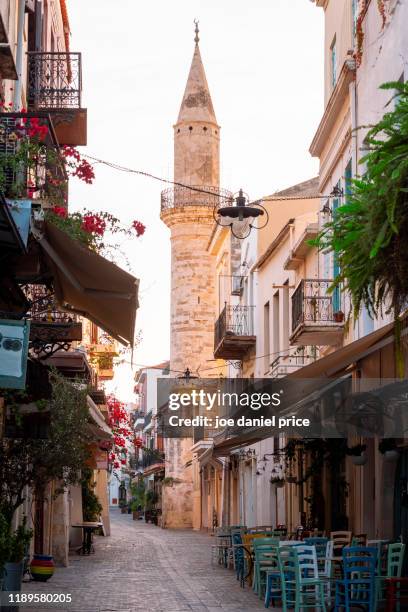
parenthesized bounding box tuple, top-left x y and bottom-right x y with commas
(13, 0, 26, 111)
(349, 79, 358, 177)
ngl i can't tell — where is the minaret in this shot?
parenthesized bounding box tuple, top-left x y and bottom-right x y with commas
(160, 24, 224, 529)
(161, 22, 221, 375)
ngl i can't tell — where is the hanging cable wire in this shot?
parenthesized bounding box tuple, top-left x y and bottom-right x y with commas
(81, 153, 335, 204)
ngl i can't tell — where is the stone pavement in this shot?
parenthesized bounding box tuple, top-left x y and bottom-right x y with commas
(23, 509, 268, 612)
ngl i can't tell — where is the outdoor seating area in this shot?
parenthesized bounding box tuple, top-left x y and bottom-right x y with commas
(210, 525, 407, 610)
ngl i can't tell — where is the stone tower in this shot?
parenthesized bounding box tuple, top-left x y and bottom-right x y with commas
(160, 26, 224, 528)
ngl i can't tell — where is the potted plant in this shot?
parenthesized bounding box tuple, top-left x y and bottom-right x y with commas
(119, 499, 127, 514)
(130, 482, 145, 520)
(2, 518, 33, 593)
(144, 490, 159, 524)
(346, 444, 367, 466)
(333, 310, 345, 323)
(379, 438, 399, 461)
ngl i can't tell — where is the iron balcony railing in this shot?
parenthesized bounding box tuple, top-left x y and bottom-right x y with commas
(160, 185, 233, 212)
(291, 279, 343, 333)
(0, 113, 67, 201)
(270, 352, 315, 378)
(214, 304, 255, 349)
(23, 284, 78, 324)
(27, 52, 82, 110)
(142, 449, 165, 468)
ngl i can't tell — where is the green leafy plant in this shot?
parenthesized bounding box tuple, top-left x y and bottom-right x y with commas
(130, 481, 146, 510)
(0, 370, 90, 528)
(5, 517, 33, 563)
(313, 81, 408, 377)
(81, 468, 103, 522)
(144, 489, 158, 510)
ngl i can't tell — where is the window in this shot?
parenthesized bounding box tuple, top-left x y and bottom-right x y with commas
(330, 36, 337, 88)
(282, 281, 289, 352)
(332, 180, 342, 312)
(345, 159, 352, 203)
(272, 291, 280, 359)
(263, 302, 270, 373)
(352, 0, 358, 39)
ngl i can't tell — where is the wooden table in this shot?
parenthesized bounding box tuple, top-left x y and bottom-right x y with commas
(72, 522, 102, 555)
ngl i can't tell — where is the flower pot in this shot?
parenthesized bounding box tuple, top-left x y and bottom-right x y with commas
(120, 507, 127, 514)
(333, 311, 344, 323)
(3, 561, 24, 592)
(384, 449, 399, 462)
(351, 452, 367, 466)
(30, 554, 55, 582)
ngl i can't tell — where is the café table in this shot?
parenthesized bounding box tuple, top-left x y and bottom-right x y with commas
(72, 521, 102, 555)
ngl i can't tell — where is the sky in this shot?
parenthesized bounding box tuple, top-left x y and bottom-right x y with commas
(67, 0, 324, 401)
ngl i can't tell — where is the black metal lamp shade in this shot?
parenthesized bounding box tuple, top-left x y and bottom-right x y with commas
(214, 189, 268, 239)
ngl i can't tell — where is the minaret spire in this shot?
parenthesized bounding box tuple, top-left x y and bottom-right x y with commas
(176, 23, 217, 125)
(194, 19, 199, 45)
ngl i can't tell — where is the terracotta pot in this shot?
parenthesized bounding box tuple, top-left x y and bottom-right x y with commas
(333, 311, 344, 323)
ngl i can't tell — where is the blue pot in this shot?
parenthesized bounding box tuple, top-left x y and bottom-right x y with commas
(2, 561, 23, 592)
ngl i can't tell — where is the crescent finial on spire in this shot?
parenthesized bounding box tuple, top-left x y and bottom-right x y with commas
(194, 19, 199, 44)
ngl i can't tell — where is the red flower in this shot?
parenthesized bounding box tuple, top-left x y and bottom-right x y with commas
(113, 461, 120, 469)
(120, 459, 126, 465)
(81, 213, 106, 236)
(132, 220, 146, 237)
(51, 206, 68, 218)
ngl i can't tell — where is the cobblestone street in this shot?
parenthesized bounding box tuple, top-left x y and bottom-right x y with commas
(23, 510, 266, 612)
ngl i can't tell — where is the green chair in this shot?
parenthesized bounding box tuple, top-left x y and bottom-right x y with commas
(279, 545, 328, 611)
(376, 542, 406, 606)
(252, 538, 279, 598)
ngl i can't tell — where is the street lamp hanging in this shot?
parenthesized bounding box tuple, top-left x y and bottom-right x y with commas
(214, 189, 269, 239)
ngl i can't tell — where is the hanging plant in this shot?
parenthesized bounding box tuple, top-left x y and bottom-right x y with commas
(45, 207, 145, 253)
(312, 81, 408, 377)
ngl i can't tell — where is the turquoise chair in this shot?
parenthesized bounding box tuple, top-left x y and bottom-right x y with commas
(376, 542, 406, 606)
(335, 546, 377, 611)
(253, 538, 279, 598)
(280, 545, 328, 611)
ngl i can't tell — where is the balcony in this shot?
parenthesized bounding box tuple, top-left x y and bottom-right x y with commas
(290, 279, 345, 346)
(214, 305, 256, 360)
(23, 284, 82, 358)
(270, 351, 315, 378)
(0, 113, 67, 204)
(142, 449, 165, 469)
(88, 343, 117, 381)
(27, 52, 87, 146)
(160, 185, 233, 212)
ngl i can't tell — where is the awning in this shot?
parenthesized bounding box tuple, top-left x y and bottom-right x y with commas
(143, 463, 165, 477)
(87, 395, 112, 437)
(86, 394, 112, 442)
(36, 222, 139, 346)
(213, 318, 406, 456)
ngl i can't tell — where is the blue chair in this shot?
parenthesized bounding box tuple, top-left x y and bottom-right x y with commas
(335, 546, 377, 611)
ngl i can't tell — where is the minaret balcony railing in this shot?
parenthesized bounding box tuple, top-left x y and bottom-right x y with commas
(160, 185, 233, 211)
(214, 304, 256, 360)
